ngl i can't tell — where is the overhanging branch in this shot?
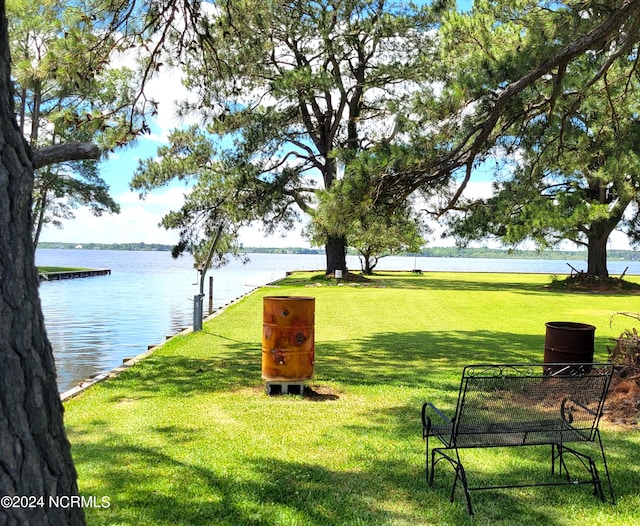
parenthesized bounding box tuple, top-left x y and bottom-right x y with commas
(383, 0, 640, 205)
(32, 142, 101, 169)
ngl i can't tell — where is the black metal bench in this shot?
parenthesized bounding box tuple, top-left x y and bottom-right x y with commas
(421, 363, 615, 515)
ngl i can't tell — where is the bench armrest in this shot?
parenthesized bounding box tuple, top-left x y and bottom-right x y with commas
(562, 397, 597, 417)
(560, 397, 598, 440)
(422, 402, 452, 428)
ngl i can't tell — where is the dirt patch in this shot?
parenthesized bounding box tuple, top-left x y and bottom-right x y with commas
(604, 366, 640, 426)
(548, 274, 640, 294)
(258, 383, 341, 401)
(327, 271, 371, 283)
(303, 384, 341, 401)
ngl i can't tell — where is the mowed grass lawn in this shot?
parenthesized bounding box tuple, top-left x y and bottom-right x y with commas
(64, 272, 640, 526)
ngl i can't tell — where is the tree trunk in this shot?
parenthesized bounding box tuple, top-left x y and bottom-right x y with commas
(0, 4, 85, 524)
(321, 153, 347, 274)
(32, 188, 48, 250)
(586, 221, 616, 278)
(586, 233, 609, 278)
(358, 250, 376, 275)
(325, 235, 347, 275)
(363, 259, 373, 275)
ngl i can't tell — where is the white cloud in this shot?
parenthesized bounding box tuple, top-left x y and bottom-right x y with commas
(118, 186, 191, 207)
(107, 29, 199, 139)
(39, 187, 316, 247)
(138, 130, 171, 144)
(238, 222, 311, 248)
(39, 207, 177, 245)
(143, 67, 200, 134)
(39, 188, 186, 245)
(461, 180, 495, 200)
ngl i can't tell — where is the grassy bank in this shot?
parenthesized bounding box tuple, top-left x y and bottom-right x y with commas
(64, 272, 640, 526)
(38, 266, 90, 273)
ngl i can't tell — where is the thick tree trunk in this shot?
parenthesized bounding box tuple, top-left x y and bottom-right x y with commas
(321, 154, 347, 274)
(586, 232, 610, 278)
(364, 257, 378, 275)
(585, 219, 618, 278)
(325, 235, 347, 275)
(0, 4, 85, 524)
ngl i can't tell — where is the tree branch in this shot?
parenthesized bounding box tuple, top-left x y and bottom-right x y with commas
(385, 0, 640, 201)
(32, 142, 101, 169)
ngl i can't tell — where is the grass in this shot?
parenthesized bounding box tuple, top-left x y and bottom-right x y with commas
(38, 266, 91, 273)
(64, 271, 640, 525)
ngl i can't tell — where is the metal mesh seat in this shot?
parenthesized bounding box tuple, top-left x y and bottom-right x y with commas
(421, 363, 615, 515)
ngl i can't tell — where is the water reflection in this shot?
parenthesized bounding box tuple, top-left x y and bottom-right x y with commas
(37, 250, 288, 392)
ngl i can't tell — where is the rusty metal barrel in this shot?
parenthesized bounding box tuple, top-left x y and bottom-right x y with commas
(262, 296, 315, 381)
(544, 321, 595, 374)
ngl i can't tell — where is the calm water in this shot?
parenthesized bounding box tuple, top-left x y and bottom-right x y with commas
(36, 249, 640, 393)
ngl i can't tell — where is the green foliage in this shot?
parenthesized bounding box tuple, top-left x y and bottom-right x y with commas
(133, 0, 449, 266)
(131, 125, 308, 264)
(33, 162, 121, 224)
(440, 1, 640, 277)
(359, 0, 640, 236)
(308, 173, 428, 273)
(7, 0, 153, 245)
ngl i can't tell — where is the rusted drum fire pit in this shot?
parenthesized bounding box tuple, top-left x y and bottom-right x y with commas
(262, 296, 315, 386)
(544, 321, 595, 375)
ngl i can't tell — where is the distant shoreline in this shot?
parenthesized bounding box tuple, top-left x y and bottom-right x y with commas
(37, 242, 640, 261)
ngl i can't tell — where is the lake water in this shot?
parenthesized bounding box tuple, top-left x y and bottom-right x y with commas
(36, 249, 640, 393)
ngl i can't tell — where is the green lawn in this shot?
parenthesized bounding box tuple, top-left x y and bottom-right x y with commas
(64, 272, 640, 526)
(38, 266, 91, 273)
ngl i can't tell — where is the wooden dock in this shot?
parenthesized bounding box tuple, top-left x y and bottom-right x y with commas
(39, 269, 111, 281)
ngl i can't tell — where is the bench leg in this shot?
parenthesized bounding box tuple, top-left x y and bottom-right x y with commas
(426, 438, 438, 487)
(432, 448, 474, 515)
(429, 449, 436, 486)
(559, 432, 616, 505)
(454, 451, 474, 516)
(589, 458, 605, 501)
(551, 443, 571, 481)
(424, 433, 430, 484)
(551, 433, 614, 505)
(595, 429, 616, 504)
(555, 443, 609, 503)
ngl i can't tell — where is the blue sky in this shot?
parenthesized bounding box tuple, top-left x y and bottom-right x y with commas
(39, 118, 309, 247)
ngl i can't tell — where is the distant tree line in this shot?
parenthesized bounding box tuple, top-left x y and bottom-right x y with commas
(244, 246, 640, 262)
(39, 242, 640, 261)
(38, 242, 173, 252)
(417, 248, 640, 262)
(241, 247, 324, 255)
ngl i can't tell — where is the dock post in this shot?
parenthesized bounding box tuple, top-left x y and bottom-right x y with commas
(193, 294, 204, 332)
(208, 276, 214, 314)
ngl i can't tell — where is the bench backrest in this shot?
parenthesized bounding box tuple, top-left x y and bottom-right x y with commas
(452, 363, 614, 447)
